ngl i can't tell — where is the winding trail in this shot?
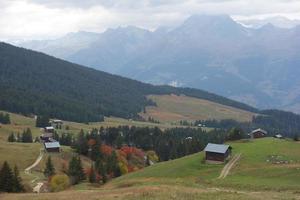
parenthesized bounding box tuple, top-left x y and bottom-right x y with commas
(24, 148, 45, 193)
(218, 153, 241, 179)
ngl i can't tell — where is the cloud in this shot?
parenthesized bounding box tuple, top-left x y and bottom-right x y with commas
(0, 0, 299, 41)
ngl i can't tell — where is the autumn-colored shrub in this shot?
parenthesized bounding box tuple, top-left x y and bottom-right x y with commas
(146, 150, 159, 163)
(101, 145, 113, 156)
(118, 162, 128, 175)
(50, 174, 70, 192)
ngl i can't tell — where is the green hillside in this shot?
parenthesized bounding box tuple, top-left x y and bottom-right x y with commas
(0, 42, 258, 122)
(2, 138, 300, 200)
(112, 138, 300, 191)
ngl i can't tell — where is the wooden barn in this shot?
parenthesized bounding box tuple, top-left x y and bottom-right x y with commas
(249, 128, 267, 139)
(44, 141, 60, 153)
(204, 143, 232, 163)
(45, 126, 55, 133)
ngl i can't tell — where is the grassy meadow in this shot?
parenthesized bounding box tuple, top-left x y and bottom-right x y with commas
(2, 138, 300, 200)
(140, 94, 257, 123)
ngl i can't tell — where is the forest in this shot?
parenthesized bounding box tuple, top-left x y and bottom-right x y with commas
(196, 109, 300, 138)
(0, 42, 257, 122)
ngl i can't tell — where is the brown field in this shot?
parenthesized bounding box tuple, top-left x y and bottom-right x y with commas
(1, 184, 299, 200)
(140, 94, 257, 123)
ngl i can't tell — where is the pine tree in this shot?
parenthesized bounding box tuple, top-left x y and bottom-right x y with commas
(4, 113, 10, 124)
(88, 164, 96, 183)
(97, 161, 107, 184)
(44, 156, 55, 177)
(68, 156, 86, 185)
(36, 115, 50, 127)
(12, 166, 24, 192)
(0, 161, 14, 192)
(77, 157, 86, 181)
(21, 128, 33, 143)
(8, 133, 16, 142)
(110, 151, 119, 177)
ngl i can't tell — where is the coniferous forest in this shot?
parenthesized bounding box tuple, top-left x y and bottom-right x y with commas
(0, 42, 257, 122)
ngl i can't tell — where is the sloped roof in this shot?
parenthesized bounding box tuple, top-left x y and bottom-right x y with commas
(204, 143, 230, 154)
(45, 126, 54, 130)
(45, 142, 60, 149)
(251, 128, 267, 135)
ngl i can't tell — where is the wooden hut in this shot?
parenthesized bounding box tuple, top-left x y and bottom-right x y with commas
(204, 143, 232, 163)
(44, 141, 60, 153)
(249, 128, 267, 139)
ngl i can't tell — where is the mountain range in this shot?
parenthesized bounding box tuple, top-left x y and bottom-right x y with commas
(18, 15, 300, 113)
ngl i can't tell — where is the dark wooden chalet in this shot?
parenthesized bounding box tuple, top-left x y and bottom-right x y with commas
(204, 143, 232, 163)
(44, 141, 60, 153)
(249, 128, 267, 139)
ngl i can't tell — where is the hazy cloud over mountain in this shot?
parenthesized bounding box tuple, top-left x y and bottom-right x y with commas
(0, 0, 300, 41)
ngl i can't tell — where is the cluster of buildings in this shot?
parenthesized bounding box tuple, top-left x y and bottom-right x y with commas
(40, 120, 63, 153)
(204, 128, 284, 163)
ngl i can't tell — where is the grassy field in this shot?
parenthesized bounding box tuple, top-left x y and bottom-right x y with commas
(140, 94, 257, 123)
(216, 138, 300, 190)
(2, 138, 300, 199)
(110, 138, 300, 191)
(2, 111, 300, 199)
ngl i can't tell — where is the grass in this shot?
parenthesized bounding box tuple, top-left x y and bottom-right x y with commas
(2, 138, 300, 199)
(2, 111, 300, 199)
(140, 94, 257, 123)
(0, 141, 41, 169)
(215, 138, 300, 190)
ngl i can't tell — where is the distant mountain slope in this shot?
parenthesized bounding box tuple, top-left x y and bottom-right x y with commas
(19, 15, 300, 113)
(0, 42, 258, 122)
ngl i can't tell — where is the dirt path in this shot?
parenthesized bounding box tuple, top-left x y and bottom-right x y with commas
(218, 153, 241, 179)
(24, 148, 45, 193)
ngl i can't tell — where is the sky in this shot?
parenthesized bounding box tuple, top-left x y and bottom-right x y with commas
(1, 0, 300, 41)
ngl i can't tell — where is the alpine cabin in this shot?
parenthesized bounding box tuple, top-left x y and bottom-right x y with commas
(249, 128, 267, 139)
(44, 141, 60, 153)
(204, 143, 232, 163)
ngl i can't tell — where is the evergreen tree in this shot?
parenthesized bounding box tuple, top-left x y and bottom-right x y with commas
(0, 113, 10, 124)
(77, 157, 86, 181)
(36, 115, 50, 128)
(0, 161, 14, 192)
(68, 156, 86, 185)
(12, 166, 24, 192)
(110, 151, 119, 177)
(74, 130, 88, 155)
(8, 133, 16, 142)
(96, 160, 107, 184)
(44, 156, 55, 177)
(21, 128, 33, 143)
(88, 164, 96, 183)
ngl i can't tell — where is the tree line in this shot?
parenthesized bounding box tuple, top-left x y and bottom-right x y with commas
(7, 128, 34, 143)
(53, 126, 227, 162)
(0, 162, 24, 193)
(196, 109, 300, 138)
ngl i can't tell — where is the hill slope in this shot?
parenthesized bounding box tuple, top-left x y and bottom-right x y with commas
(140, 94, 256, 122)
(0, 42, 257, 122)
(2, 138, 300, 199)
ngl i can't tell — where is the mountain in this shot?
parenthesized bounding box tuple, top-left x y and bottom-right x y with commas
(238, 16, 300, 29)
(0, 42, 258, 122)
(18, 15, 300, 112)
(18, 31, 101, 58)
